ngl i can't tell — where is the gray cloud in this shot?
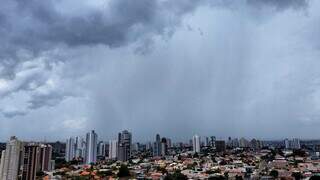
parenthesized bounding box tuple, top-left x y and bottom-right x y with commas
(0, 0, 308, 60)
(0, 109, 27, 118)
(0, 0, 212, 118)
(0, 0, 319, 141)
(246, 0, 308, 10)
(0, 0, 204, 56)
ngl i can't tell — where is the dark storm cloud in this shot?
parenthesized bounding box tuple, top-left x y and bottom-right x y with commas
(0, 0, 210, 80)
(0, 0, 318, 141)
(0, 0, 308, 60)
(0, 109, 27, 118)
(247, 0, 309, 10)
(0, 0, 208, 117)
(0, 0, 205, 55)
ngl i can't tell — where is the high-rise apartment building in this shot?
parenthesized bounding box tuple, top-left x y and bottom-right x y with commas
(153, 134, 161, 157)
(0, 150, 5, 178)
(239, 138, 249, 148)
(210, 136, 216, 148)
(109, 140, 118, 159)
(97, 141, 106, 157)
(284, 138, 301, 150)
(192, 135, 201, 153)
(65, 137, 76, 162)
(0, 136, 23, 180)
(204, 136, 209, 147)
(161, 138, 168, 156)
(22, 145, 38, 180)
(292, 138, 301, 149)
(215, 140, 226, 152)
(75, 136, 86, 159)
(85, 130, 98, 164)
(166, 138, 172, 149)
(284, 138, 290, 149)
(38, 144, 52, 171)
(118, 130, 132, 162)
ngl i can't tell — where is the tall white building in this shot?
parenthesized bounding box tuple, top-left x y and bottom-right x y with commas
(284, 138, 290, 149)
(284, 138, 300, 150)
(97, 141, 106, 157)
(109, 140, 118, 159)
(85, 130, 98, 164)
(204, 136, 209, 147)
(192, 134, 201, 153)
(75, 136, 86, 158)
(166, 138, 172, 148)
(239, 138, 249, 148)
(0, 150, 5, 178)
(0, 136, 23, 180)
(292, 138, 301, 149)
(65, 137, 76, 162)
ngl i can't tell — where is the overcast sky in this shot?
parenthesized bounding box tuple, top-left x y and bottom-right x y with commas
(1, 0, 320, 142)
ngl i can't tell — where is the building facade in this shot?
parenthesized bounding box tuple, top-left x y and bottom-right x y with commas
(193, 135, 201, 153)
(118, 130, 132, 161)
(22, 145, 38, 180)
(85, 130, 98, 164)
(0, 136, 23, 180)
(109, 140, 118, 159)
(65, 137, 76, 162)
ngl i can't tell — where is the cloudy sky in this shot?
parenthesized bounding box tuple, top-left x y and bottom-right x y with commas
(1, 0, 320, 142)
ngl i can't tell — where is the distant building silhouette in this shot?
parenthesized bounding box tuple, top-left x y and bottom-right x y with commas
(153, 134, 161, 157)
(117, 130, 132, 161)
(65, 137, 76, 162)
(161, 138, 168, 156)
(215, 140, 226, 152)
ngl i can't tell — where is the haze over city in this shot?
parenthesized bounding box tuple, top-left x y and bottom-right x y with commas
(1, 0, 320, 142)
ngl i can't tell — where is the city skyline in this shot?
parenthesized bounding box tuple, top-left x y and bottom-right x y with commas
(1, 131, 319, 179)
(1, 0, 320, 141)
(0, 129, 312, 146)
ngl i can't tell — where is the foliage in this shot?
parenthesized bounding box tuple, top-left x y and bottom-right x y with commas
(97, 170, 113, 177)
(270, 169, 279, 178)
(117, 164, 130, 177)
(36, 171, 46, 177)
(208, 175, 226, 180)
(156, 166, 168, 174)
(206, 168, 221, 174)
(310, 175, 320, 180)
(72, 176, 90, 180)
(164, 170, 188, 180)
(292, 172, 303, 180)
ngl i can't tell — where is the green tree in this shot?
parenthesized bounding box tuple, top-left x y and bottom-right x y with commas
(292, 172, 303, 180)
(96, 170, 113, 177)
(117, 164, 130, 177)
(157, 166, 168, 174)
(164, 170, 188, 180)
(208, 175, 225, 180)
(310, 175, 320, 180)
(270, 170, 279, 179)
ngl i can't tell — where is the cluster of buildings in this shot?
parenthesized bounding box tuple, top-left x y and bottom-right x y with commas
(1, 130, 320, 179)
(285, 138, 301, 150)
(65, 130, 133, 164)
(0, 136, 54, 180)
(50, 132, 320, 179)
